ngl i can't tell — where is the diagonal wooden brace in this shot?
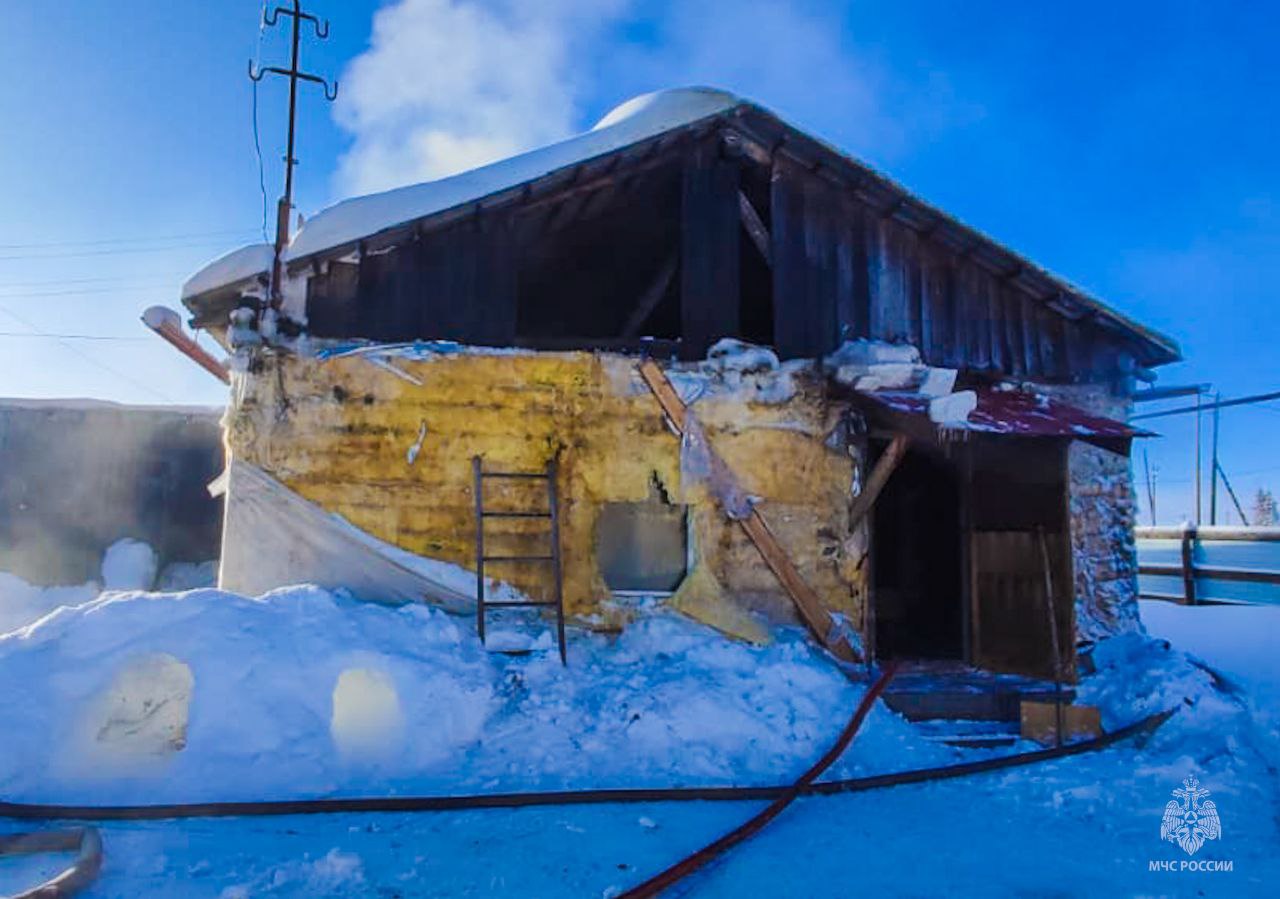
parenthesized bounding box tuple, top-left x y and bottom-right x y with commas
(850, 434, 909, 529)
(638, 359, 865, 662)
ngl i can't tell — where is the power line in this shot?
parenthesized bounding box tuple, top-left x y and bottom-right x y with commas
(0, 240, 258, 263)
(0, 273, 190, 289)
(1158, 462, 1280, 484)
(0, 228, 258, 251)
(0, 332, 150, 341)
(0, 303, 174, 403)
(0, 284, 176, 299)
(1131, 388, 1280, 421)
(253, 0, 271, 243)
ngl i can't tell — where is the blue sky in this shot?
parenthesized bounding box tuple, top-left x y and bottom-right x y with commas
(1, 0, 1276, 522)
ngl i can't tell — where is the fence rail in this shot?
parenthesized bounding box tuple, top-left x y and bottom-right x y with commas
(1135, 525, 1280, 606)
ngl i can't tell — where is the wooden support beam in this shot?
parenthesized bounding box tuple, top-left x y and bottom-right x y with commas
(621, 254, 679, 339)
(638, 359, 858, 663)
(681, 140, 740, 359)
(848, 434, 909, 529)
(737, 191, 771, 266)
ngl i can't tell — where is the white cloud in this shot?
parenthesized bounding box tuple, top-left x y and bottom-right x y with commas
(334, 0, 627, 196)
(333, 0, 982, 198)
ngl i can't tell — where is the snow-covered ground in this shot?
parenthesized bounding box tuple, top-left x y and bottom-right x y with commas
(1, 572, 1277, 896)
(0, 584, 953, 806)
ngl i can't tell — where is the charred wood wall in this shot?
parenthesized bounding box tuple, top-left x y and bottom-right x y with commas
(767, 156, 1138, 384)
(306, 216, 517, 346)
(302, 138, 1140, 387)
(680, 142, 740, 359)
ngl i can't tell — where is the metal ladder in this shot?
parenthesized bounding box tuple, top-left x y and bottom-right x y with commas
(472, 455, 567, 664)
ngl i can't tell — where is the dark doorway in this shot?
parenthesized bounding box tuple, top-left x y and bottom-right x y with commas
(872, 445, 964, 661)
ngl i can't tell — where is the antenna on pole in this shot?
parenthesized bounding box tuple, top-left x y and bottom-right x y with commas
(249, 2, 338, 308)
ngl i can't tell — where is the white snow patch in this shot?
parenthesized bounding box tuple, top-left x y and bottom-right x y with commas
(101, 538, 158, 591)
(928, 390, 977, 424)
(181, 243, 273, 300)
(706, 338, 780, 374)
(287, 88, 738, 264)
(825, 339, 921, 368)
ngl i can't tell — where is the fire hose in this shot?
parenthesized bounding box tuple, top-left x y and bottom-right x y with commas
(0, 692, 1173, 899)
(0, 707, 1172, 823)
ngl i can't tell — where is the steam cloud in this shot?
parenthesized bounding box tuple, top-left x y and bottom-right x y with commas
(332, 0, 978, 198)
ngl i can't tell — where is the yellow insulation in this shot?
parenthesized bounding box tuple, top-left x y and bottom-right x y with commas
(226, 350, 868, 640)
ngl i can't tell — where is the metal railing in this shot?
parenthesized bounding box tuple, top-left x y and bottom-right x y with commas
(1135, 525, 1280, 605)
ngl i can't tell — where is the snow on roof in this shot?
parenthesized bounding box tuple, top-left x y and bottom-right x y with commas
(180, 242, 273, 301)
(181, 89, 739, 300)
(173, 86, 1176, 364)
(285, 87, 739, 264)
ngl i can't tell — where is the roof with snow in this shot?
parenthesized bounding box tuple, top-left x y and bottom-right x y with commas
(182, 86, 1179, 365)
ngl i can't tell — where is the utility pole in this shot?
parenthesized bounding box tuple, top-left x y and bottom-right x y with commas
(1216, 461, 1249, 526)
(1142, 449, 1157, 526)
(1193, 390, 1202, 525)
(1209, 391, 1221, 525)
(249, 2, 338, 308)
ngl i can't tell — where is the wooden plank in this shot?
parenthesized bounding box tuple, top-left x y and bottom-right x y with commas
(848, 434, 909, 529)
(638, 359, 689, 431)
(1020, 701, 1101, 746)
(770, 156, 806, 359)
(739, 510, 857, 661)
(621, 254, 678, 339)
(1181, 526, 1197, 605)
(737, 191, 771, 265)
(681, 140, 740, 359)
(637, 359, 858, 662)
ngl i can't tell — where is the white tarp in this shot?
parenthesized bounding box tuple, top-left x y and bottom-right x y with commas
(219, 461, 495, 611)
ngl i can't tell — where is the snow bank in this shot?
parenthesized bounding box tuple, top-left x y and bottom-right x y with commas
(0, 540, 211, 636)
(0, 573, 98, 636)
(0, 586, 941, 804)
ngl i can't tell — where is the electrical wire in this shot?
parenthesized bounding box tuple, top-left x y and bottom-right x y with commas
(0, 240, 263, 263)
(0, 332, 149, 341)
(0, 228, 259, 251)
(0, 303, 174, 403)
(0, 284, 178, 299)
(253, 0, 271, 243)
(0, 273, 192, 289)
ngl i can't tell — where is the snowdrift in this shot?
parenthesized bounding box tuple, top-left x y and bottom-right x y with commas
(0, 586, 950, 805)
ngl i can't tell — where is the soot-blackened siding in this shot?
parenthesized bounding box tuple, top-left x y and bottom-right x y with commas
(307, 216, 516, 346)
(304, 136, 1137, 384)
(680, 141, 741, 359)
(767, 156, 1136, 382)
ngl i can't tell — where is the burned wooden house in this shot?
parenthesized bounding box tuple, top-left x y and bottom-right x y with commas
(179, 88, 1178, 679)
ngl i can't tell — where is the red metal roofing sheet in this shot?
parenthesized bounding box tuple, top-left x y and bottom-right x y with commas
(859, 388, 1151, 439)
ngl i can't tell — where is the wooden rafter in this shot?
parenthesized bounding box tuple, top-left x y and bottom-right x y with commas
(621, 255, 679, 339)
(848, 434, 909, 529)
(737, 191, 771, 265)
